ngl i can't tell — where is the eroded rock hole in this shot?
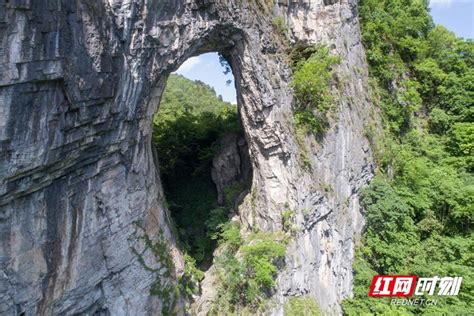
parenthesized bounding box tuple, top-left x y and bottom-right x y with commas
(153, 53, 251, 271)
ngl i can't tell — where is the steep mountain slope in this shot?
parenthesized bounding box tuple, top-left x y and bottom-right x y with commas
(343, 1, 473, 314)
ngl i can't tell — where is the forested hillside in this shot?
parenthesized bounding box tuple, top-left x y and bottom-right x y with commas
(153, 74, 240, 270)
(342, 0, 473, 314)
(153, 75, 294, 313)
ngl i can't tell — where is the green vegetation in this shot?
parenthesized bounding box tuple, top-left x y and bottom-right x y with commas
(272, 16, 288, 37)
(281, 208, 295, 232)
(178, 254, 205, 299)
(342, 0, 473, 315)
(291, 45, 340, 137)
(211, 224, 288, 314)
(153, 68, 291, 313)
(289, 45, 340, 169)
(284, 296, 321, 316)
(153, 74, 243, 267)
(130, 222, 179, 315)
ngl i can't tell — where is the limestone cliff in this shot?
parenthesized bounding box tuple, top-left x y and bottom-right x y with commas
(0, 0, 373, 315)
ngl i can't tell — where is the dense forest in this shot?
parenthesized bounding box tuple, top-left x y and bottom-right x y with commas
(342, 0, 473, 314)
(153, 74, 241, 269)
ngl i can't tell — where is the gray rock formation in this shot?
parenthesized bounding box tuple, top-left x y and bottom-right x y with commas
(211, 132, 251, 206)
(0, 0, 374, 315)
(270, 1, 375, 314)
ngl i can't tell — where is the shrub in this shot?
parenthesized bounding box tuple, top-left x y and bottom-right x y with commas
(242, 234, 287, 293)
(291, 45, 340, 138)
(284, 296, 320, 316)
(178, 254, 205, 299)
(281, 209, 295, 232)
(292, 45, 340, 113)
(205, 207, 229, 240)
(272, 16, 288, 36)
(212, 229, 288, 313)
(217, 221, 242, 251)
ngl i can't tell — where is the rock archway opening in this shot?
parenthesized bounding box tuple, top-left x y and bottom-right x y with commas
(152, 52, 252, 270)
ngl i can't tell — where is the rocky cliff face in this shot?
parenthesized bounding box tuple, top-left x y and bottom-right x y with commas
(211, 132, 251, 206)
(271, 1, 375, 313)
(0, 0, 373, 315)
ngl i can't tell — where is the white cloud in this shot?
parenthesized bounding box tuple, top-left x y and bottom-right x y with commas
(175, 56, 201, 74)
(430, 0, 471, 8)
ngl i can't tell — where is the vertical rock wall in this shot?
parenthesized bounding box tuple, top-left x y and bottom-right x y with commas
(0, 0, 373, 314)
(272, 1, 374, 313)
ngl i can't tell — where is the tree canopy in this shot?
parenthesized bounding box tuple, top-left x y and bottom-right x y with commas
(342, 1, 473, 314)
(153, 74, 241, 267)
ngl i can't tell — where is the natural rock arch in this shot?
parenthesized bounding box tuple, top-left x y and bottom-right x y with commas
(0, 0, 374, 315)
(144, 7, 299, 231)
(148, 17, 297, 217)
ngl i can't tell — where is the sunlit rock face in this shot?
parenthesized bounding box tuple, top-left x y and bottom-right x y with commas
(0, 0, 373, 314)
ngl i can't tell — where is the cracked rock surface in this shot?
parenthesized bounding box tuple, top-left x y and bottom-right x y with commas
(0, 0, 374, 314)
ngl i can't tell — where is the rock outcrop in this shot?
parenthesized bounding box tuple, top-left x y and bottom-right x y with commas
(0, 0, 373, 315)
(211, 132, 251, 206)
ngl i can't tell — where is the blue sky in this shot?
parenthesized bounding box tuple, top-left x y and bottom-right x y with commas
(175, 1, 473, 104)
(429, 0, 473, 39)
(175, 53, 237, 104)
